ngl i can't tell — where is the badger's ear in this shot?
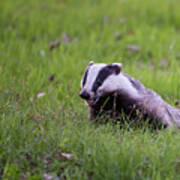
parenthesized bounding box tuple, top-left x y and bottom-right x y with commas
(88, 61, 94, 66)
(109, 63, 122, 75)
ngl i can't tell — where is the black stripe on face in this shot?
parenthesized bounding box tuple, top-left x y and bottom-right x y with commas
(82, 68, 89, 87)
(82, 62, 94, 87)
(123, 73, 144, 91)
(92, 65, 119, 92)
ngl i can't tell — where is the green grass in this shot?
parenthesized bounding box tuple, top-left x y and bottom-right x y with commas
(0, 0, 180, 179)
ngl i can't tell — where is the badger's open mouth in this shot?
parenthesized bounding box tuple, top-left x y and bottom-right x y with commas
(86, 99, 94, 106)
(86, 96, 100, 107)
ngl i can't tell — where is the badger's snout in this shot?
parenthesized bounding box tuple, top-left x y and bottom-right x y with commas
(79, 90, 90, 100)
(80, 90, 102, 107)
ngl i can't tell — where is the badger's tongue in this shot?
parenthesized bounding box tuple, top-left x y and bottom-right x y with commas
(86, 99, 94, 106)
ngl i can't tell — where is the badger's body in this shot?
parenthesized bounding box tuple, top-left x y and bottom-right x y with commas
(80, 62, 180, 128)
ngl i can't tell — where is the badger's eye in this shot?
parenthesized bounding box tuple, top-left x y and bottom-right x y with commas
(92, 79, 103, 92)
(96, 80, 101, 86)
(94, 81, 101, 91)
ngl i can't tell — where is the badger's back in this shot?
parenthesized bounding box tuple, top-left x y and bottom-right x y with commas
(101, 74, 180, 128)
(165, 105, 180, 128)
(134, 82, 180, 128)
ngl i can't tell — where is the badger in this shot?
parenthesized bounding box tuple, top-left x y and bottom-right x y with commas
(79, 61, 180, 128)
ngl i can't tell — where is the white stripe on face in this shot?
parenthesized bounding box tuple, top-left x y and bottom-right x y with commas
(83, 63, 106, 95)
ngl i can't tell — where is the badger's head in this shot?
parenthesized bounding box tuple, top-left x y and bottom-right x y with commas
(79, 61, 123, 107)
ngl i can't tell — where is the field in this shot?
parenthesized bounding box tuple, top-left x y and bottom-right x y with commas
(0, 0, 180, 179)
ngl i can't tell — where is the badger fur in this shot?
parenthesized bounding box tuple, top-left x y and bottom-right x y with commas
(80, 61, 180, 128)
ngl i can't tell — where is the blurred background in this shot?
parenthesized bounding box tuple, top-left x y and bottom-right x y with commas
(1, 0, 179, 101)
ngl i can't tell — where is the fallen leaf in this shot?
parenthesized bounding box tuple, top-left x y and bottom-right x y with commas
(61, 152, 73, 159)
(49, 40, 60, 50)
(43, 173, 53, 180)
(29, 97, 34, 102)
(114, 31, 123, 40)
(48, 74, 55, 82)
(37, 92, 46, 98)
(126, 45, 141, 52)
(62, 32, 70, 44)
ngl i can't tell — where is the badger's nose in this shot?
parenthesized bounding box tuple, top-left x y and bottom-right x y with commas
(79, 91, 90, 100)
